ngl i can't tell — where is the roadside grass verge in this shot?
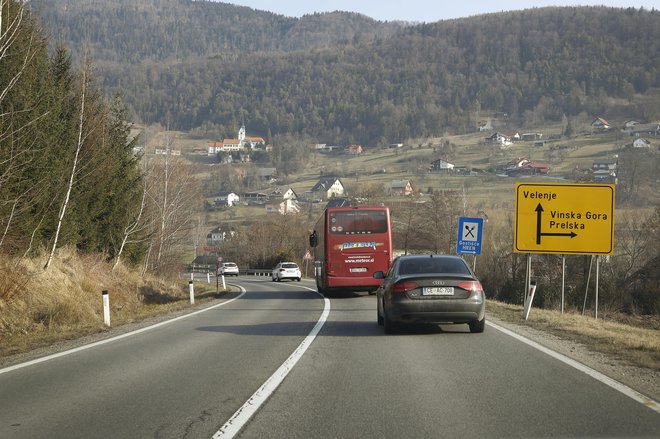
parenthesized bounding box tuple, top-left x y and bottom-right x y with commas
(487, 300, 660, 371)
(0, 248, 227, 358)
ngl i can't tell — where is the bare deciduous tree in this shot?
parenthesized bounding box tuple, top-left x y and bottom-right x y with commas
(141, 134, 201, 275)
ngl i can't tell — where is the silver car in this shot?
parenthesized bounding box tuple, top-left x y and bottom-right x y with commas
(272, 262, 301, 282)
(374, 255, 485, 334)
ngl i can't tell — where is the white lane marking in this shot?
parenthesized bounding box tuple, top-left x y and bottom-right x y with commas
(0, 289, 247, 376)
(213, 287, 330, 439)
(488, 321, 660, 414)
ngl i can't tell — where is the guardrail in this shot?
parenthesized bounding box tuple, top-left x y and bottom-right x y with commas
(242, 269, 271, 277)
(183, 269, 272, 278)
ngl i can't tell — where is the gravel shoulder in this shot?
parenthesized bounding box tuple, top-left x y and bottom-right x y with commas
(487, 314, 660, 403)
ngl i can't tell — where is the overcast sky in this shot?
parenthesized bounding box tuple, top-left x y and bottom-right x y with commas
(221, 1, 659, 22)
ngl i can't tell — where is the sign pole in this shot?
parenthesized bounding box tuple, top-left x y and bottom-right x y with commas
(595, 256, 599, 320)
(527, 254, 533, 308)
(561, 255, 565, 315)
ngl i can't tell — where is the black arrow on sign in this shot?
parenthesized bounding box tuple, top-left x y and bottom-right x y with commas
(535, 203, 577, 245)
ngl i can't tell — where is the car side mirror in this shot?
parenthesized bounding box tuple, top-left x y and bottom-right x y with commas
(373, 271, 385, 279)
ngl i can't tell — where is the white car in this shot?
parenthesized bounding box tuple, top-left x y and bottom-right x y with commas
(272, 262, 301, 282)
(218, 262, 239, 276)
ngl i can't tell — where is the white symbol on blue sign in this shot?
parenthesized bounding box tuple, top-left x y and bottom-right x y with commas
(462, 222, 479, 241)
(457, 217, 484, 255)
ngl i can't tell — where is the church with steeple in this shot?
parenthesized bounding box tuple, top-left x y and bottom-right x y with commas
(207, 125, 266, 155)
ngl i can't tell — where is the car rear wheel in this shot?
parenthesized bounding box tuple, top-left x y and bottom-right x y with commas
(468, 317, 485, 333)
(383, 313, 400, 334)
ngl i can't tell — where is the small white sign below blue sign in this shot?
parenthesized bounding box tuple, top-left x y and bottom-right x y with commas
(457, 217, 484, 255)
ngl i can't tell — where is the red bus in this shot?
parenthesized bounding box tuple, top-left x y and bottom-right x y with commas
(309, 206, 392, 296)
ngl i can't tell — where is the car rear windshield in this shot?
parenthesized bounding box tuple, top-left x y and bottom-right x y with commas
(398, 258, 470, 275)
(282, 263, 298, 269)
(224, 263, 237, 267)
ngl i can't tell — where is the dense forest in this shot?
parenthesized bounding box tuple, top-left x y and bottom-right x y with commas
(1, 0, 199, 274)
(29, 1, 660, 145)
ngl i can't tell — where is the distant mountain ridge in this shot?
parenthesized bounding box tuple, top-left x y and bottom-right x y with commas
(29, 1, 660, 143)
(30, 0, 405, 62)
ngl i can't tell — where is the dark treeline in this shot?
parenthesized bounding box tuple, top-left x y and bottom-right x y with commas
(1, 0, 144, 263)
(30, 0, 404, 61)
(29, 1, 659, 144)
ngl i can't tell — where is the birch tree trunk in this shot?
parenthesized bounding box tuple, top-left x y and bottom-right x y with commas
(112, 175, 149, 270)
(44, 66, 89, 270)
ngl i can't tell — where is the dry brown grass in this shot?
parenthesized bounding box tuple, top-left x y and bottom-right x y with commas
(487, 300, 660, 371)
(0, 248, 221, 358)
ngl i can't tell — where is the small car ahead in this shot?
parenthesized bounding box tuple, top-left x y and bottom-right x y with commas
(374, 254, 485, 334)
(218, 262, 239, 276)
(272, 262, 301, 282)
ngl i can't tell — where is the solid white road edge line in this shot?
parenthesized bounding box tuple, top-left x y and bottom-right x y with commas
(212, 287, 330, 439)
(488, 320, 660, 414)
(0, 289, 248, 376)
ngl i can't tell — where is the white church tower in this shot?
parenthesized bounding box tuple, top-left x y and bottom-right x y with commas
(238, 125, 246, 144)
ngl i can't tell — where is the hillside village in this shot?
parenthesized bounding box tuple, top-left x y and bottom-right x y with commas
(192, 116, 657, 199)
(149, 115, 660, 251)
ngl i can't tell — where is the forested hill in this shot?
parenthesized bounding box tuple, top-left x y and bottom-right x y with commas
(30, 2, 660, 144)
(29, 0, 404, 61)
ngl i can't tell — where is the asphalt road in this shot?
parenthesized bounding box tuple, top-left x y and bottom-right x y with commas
(1, 277, 658, 438)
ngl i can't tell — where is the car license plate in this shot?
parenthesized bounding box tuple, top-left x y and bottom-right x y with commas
(350, 267, 367, 273)
(423, 287, 454, 296)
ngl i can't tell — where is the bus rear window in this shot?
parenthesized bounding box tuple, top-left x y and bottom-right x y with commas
(329, 210, 388, 235)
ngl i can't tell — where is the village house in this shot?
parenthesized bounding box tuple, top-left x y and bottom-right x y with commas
(282, 188, 298, 200)
(623, 120, 641, 131)
(591, 160, 617, 183)
(627, 122, 660, 137)
(257, 167, 278, 182)
(215, 192, 240, 207)
(633, 138, 651, 148)
(344, 144, 363, 155)
(478, 120, 493, 132)
(389, 180, 414, 197)
(429, 158, 455, 173)
(265, 198, 300, 215)
(591, 117, 611, 131)
(592, 159, 617, 172)
(503, 157, 549, 176)
(308, 177, 345, 200)
(504, 131, 521, 141)
(486, 132, 513, 147)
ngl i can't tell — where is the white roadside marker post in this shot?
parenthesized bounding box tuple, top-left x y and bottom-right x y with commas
(189, 280, 195, 305)
(102, 290, 111, 326)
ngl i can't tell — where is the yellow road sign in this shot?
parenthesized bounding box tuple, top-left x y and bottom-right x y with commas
(514, 183, 615, 255)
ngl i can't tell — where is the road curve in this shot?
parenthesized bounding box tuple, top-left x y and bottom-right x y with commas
(1, 277, 658, 438)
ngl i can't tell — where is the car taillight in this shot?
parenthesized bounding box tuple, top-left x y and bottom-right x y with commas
(458, 281, 483, 294)
(392, 282, 418, 294)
